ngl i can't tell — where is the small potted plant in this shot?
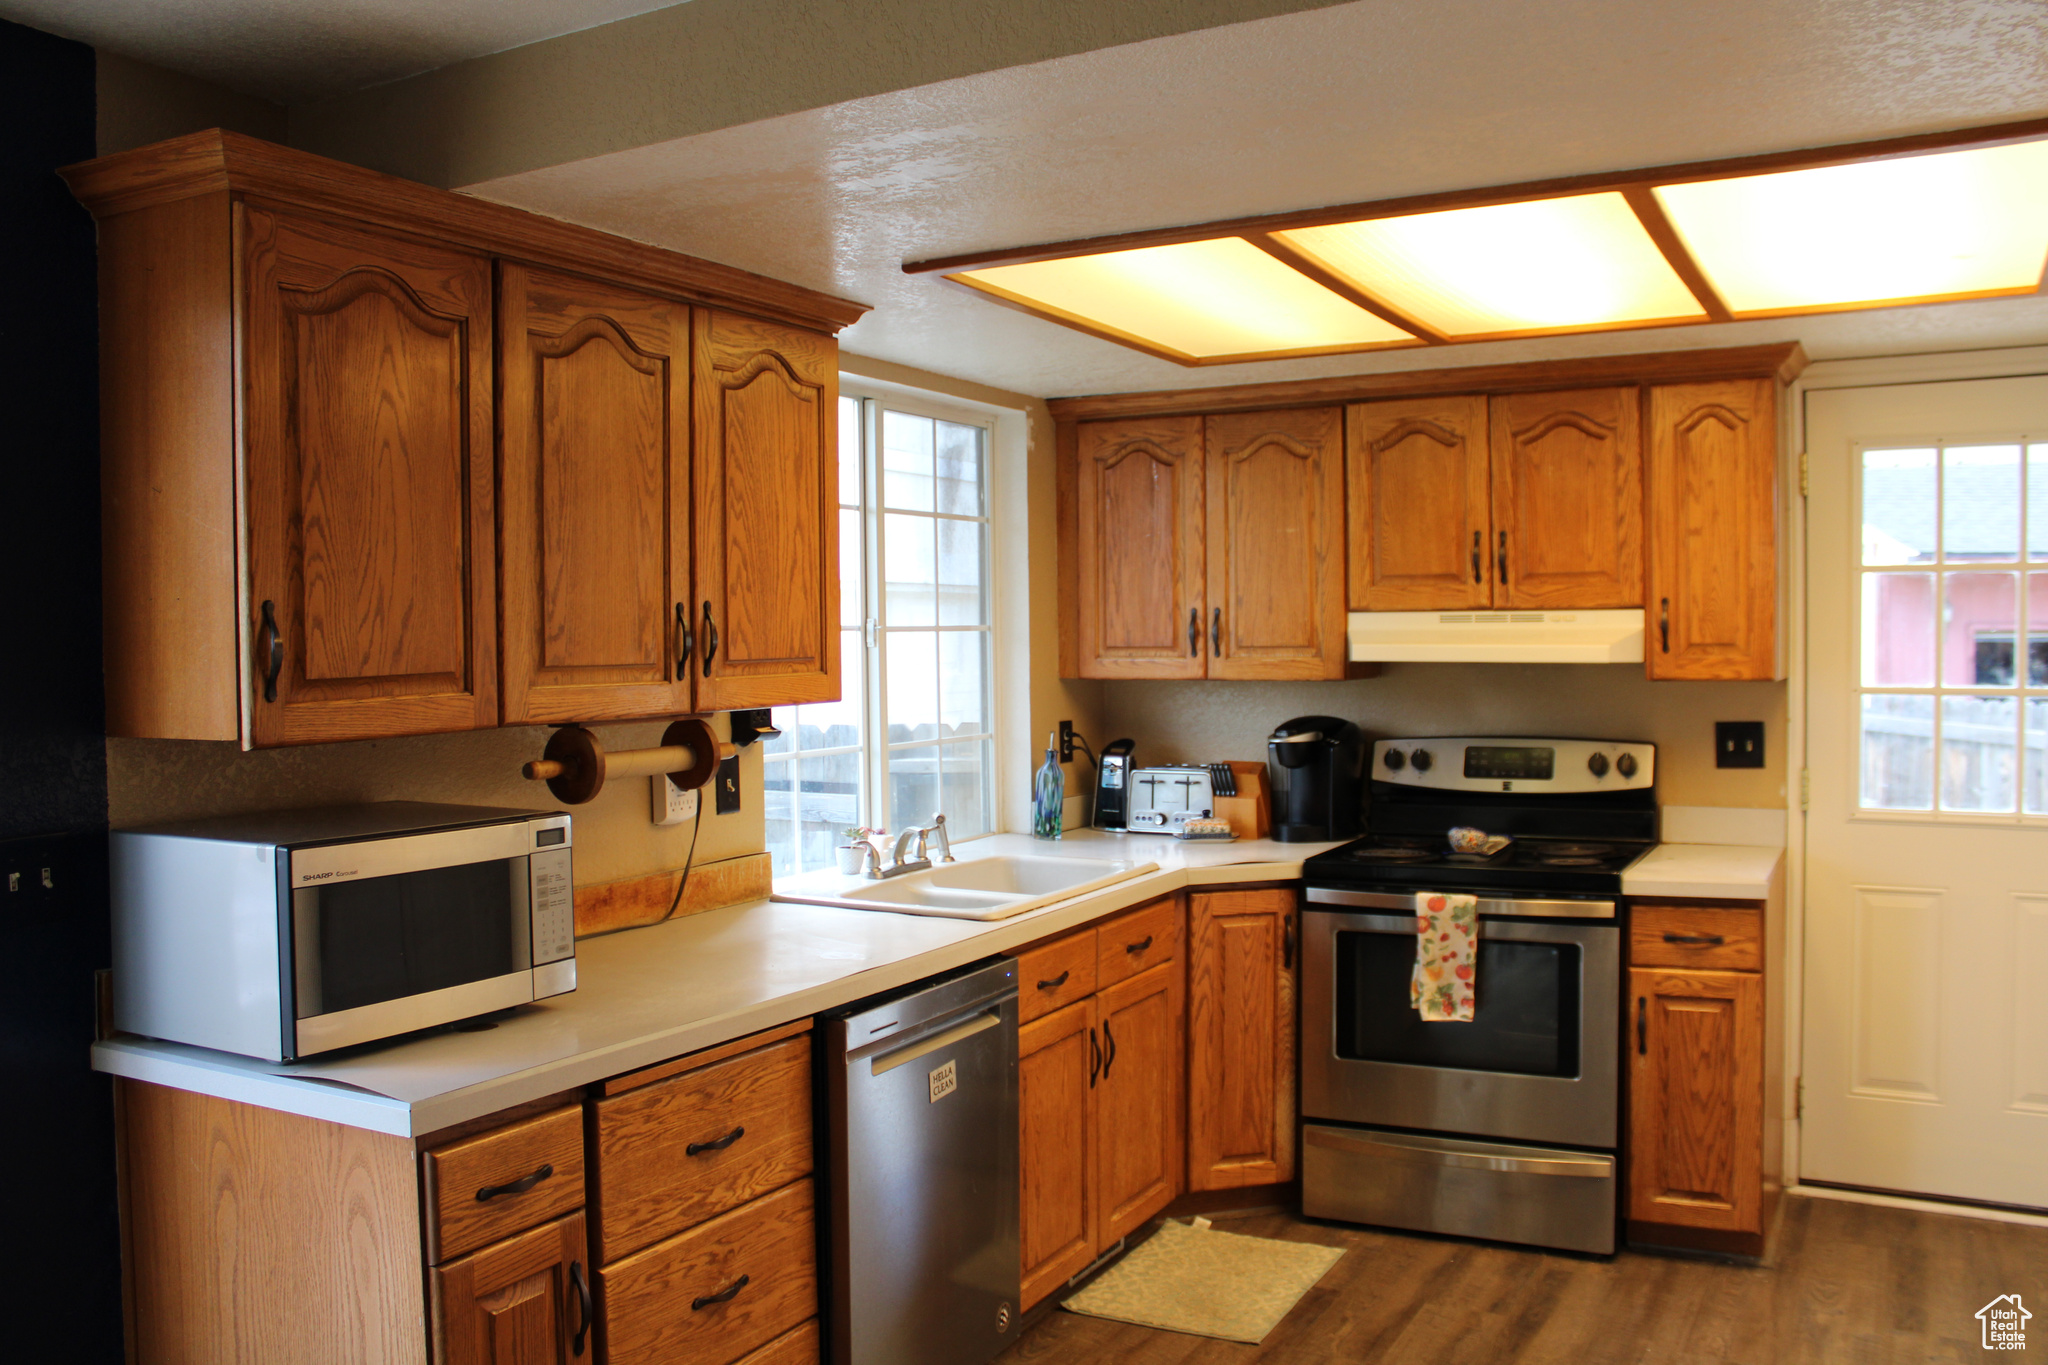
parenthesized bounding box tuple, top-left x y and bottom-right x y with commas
(836, 827, 880, 875)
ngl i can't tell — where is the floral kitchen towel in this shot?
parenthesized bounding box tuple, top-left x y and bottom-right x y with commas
(1411, 891, 1479, 1022)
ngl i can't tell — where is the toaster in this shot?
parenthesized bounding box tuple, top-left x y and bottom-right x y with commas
(1125, 765, 1219, 832)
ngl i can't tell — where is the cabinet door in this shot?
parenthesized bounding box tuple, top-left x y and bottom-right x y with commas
(241, 204, 497, 746)
(1018, 997, 1096, 1309)
(1069, 416, 1206, 678)
(432, 1211, 591, 1365)
(693, 309, 840, 709)
(1628, 967, 1763, 1232)
(1205, 408, 1346, 679)
(1346, 395, 1491, 610)
(1490, 387, 1642, 609)
(1645, 379, 1778, 679)
(1095, 959, 1182, 1244)
(499, 264, 692, 724)
(1186, 889, 1297, 1189)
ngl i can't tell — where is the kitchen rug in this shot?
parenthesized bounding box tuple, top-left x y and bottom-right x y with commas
(1061, 1218, 1346, 1343)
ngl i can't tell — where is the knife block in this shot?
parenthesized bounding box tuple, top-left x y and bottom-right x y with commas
(1215, 762, 1270, 840)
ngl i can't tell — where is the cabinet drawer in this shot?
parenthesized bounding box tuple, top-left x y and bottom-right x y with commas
(424, 1105, 585, 1264)
(735, 1320, 820, 1365)
(594, 1035, 813, 1263)
(1097, 896, 1180, 987)
(1014, 929, 1098, 1023)
(599, 1178, 817, 1365)
(1631, 906, 1762, 971)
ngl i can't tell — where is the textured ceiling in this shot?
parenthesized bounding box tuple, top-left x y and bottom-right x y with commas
(466, 0, 2048, 398)
(0, 0, 689, 101)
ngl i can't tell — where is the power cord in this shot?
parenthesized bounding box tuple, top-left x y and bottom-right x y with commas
(659, 791, 705, 923)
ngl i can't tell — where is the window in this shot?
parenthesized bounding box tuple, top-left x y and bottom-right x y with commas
(763, 391, 999, 874)
(1856, 441, 2048, 815)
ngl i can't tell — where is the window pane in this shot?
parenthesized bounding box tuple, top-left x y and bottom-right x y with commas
(941, 739, 992, 837)
(1861, 694, 1933, 810)
(1943, 572, 2017, 686)
(2031, 573, 2048, 686)
(2027, 698, 2048, 815)
(888, 744, 943, 835)
(797, 751, 863, 857)
(882, 411, 935, 511)
(939, 631, 987, 734)
(1944, 444, 2020, 562)
(884, 513, 936, 626)
(764, 756, 797, 875)
(1863, 448, 1936, 564)
(838, 395, 862, 508)
(937, 519, 986, 626)
(1861, 572, 1935, 686)
(936, 420, 984, 516)
(839, 507, 862, 628)
(2031, 444, 2048, 562)
(1940, 694, 2018, 812)
(886, 630, 938, 743)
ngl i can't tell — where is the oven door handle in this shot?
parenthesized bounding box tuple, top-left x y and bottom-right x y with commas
(1305, 886, 1616, 920)
(1305, 1126, 1614, 1179)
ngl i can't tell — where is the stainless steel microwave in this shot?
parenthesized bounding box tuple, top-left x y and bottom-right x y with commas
(111, 802, 575, 1061)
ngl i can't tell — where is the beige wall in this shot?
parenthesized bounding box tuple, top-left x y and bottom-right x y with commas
(95, 49, 285, 156)
(1101, 666, 1787, 810)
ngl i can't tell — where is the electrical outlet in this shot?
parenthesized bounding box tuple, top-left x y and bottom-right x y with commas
(715, 755, 741, 814)
(1059, 720, 1075, 763)
(650, 774, 700, 826)
(1715, 721, 1766, 769)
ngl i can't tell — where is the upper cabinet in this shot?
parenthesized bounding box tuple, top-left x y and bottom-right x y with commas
(1069, 416, 1207, 679)
(1205, 408, 1346, 680)
(65, 131, 866, 746)
(1645, 379, 1778, 680)
(1490, 387, 1642, 610)
(1346, 395, 1491, 611)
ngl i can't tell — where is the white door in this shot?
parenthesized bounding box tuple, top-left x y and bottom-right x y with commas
(1804, 375, 2048, 1209)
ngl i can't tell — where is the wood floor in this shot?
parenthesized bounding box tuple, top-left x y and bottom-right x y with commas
(1000, 1195, 2048, 1363)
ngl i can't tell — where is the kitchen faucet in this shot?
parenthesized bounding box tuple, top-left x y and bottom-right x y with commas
(865, 814, 956, 879)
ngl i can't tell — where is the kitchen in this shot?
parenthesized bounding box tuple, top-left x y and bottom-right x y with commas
(4, 2, 2047, 1362)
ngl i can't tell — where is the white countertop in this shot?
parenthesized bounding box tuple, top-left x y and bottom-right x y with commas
(1621, 842, 1782, 900)
(92, 829, 1339, 1138)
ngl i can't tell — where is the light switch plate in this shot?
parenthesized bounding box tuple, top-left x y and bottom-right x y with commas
(715, 755, 741, 814)
(1715, 721, 1765, 769)
(651, 774, 699, 826)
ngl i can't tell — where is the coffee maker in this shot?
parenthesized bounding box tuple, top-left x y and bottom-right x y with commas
(1267, 716, 1363, 842)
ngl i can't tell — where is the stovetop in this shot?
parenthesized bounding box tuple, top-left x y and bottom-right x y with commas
(1302, 833, 1654, 897)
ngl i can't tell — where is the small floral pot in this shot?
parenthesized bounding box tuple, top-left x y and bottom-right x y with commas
(834, 844, 867, 875)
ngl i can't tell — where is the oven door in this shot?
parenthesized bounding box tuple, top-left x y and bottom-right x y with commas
(1301, 888, 1619, 1150)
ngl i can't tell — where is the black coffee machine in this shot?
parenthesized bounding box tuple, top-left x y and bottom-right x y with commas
(1267, 715, 1363, 842)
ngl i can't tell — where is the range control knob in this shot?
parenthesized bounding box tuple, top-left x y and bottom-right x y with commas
(1410, 749, 1433, 772)
(1616, 752, 1638, 779)
(1587, 752, 1609, 778)
(1383, 748, 1406, 771)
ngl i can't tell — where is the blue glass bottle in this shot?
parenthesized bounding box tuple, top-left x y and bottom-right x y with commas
(1032, 732, 1064, 839)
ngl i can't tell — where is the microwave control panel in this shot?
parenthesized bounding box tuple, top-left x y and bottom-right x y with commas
(528, 846, 575, 965)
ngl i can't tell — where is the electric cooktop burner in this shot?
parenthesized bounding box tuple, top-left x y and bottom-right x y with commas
(1308, 834, 1654, 896)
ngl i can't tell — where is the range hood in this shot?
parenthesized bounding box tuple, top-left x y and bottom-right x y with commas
(1347, 609, 1644, 664)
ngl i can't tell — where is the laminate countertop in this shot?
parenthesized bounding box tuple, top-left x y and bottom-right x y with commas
(1621, 842, 1784, 901)
(91, 830, 1338, 1139)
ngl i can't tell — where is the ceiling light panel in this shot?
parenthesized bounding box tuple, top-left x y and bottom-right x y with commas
(950, 238, 1415, 361)
(1276, 193, 1707, 337)
(1654, 140, 2048, 314)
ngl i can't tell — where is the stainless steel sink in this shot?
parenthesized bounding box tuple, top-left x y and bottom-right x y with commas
(774, 854, 1158, 920)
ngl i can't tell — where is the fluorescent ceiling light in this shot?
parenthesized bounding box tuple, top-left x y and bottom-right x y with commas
(1654, 141, 2048, 314)
(1276, 193, 1707, 337)
(950, 238, 1415, 361)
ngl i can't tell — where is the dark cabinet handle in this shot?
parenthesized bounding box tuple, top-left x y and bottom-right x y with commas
(476, 1163, 553, 1202)
(1188, 607, 1199, 657)
(1471, 531, 1481, 585)
(1497, 530, 1508, 586)
(691, 1274, 750, 1311)
(1283, 915, 1295, 971)
(675, 602, 694, 676)
(686, 1125, 745, 1156)
(1101, 1018, 1117, 1080)
(1124, 935, 1153, 956)
(1662, 932, 1726, 946)
(1636, 997, 1648, 1055)
(1211, 606, 1222, 655)
(1036, 970, 1069, 992)
(257, 600, 284, 703)
(569, 1261, 592, 1357)
(701, 602, 720, 673)
(1659, 598, 1670, 653)
(1088, 1026, 1100, 1089)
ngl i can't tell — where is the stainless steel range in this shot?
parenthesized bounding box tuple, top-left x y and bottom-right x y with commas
(1298, 736, 1657, 1255)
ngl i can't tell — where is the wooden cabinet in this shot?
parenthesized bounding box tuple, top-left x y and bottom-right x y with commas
(1646, 378, 1778, 679)
(498, 264, 693, 724)
(66, 131, 862, 744)
(693, 311, 841, 710)
(1345, 395, 1491, 610)
(1186, 888, 1297, 1191)
(432, 1213, 593, 1365)
(1012, 896, 1184, 1309)
(1062, 410, 1347, 680)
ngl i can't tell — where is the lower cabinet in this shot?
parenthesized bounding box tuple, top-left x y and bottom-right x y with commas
(432, 1213, 593, 1365)
(1014, 895, 1184, 1309)
(1186, 888, 1297, 1191)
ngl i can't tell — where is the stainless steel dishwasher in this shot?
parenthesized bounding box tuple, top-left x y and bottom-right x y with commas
(824, 956, 1020, 1365)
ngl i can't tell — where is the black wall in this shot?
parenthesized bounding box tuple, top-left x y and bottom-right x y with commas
(0, 18, 123, 1363)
